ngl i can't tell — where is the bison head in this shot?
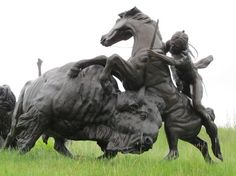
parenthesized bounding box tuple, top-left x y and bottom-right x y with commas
(106, 88, 164, 154)
(0, 85, 16, 114)
(0, 85, 15, 141)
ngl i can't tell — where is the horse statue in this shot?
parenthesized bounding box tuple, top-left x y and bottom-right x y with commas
(68, 7, 223, 162)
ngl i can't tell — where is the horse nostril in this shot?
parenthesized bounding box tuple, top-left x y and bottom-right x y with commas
(144, 136, 153, 146)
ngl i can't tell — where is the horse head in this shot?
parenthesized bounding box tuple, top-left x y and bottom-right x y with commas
(101, 7, 164, 56)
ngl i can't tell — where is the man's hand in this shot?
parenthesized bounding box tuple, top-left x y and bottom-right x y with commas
(147, 49, 158, 57)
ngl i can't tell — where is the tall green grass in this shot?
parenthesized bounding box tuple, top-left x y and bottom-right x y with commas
(0, 128, 235, 176)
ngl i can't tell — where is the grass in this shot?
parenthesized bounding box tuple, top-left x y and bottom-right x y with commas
(0, 128, 235, 176)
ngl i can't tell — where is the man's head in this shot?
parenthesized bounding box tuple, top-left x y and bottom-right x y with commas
(168, 31, 188, 54)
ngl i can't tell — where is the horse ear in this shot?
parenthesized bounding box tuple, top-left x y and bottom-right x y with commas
(131, 6, 138, 11)
(127, 7, 140, 16)
(118, 12, 124, 18)
(119, 7, 141, 18)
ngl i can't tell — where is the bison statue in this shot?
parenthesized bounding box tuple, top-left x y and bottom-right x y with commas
(0, 85, 16, 147)
(4, 61, 164, 158)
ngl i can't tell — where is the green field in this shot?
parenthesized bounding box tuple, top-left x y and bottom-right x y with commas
(0, 128, 235, 176)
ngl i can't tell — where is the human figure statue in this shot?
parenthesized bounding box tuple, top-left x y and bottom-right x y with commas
(148, 31, 214, 122)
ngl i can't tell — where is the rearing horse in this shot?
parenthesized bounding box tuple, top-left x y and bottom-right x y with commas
(68, 7, 222, 162)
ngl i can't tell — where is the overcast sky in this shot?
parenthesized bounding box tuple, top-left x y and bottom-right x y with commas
(0, 0, 235, 126)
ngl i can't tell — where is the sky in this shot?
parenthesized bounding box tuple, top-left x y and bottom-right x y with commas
(0, 0, 236, 126)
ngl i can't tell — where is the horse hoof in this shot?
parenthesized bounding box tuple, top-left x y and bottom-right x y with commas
(163, 150, 179, 160)
(217, 153, 223, 162)
(97, 154, 116, 160)
(97, 150, 117, 160)
(212, 137, 223, 161)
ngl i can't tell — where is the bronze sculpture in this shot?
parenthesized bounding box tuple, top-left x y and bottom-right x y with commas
(3, 64, 164, 158)
(37, 58, 43, 77)
(0, 85, 15, 147)
(149, 31, 214, 121)
(1, 7, 223, 163)
(68, 7, 223, 162)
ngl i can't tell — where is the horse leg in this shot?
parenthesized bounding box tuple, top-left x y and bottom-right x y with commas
(97, 141, 118, 159)
(16, 108, 49, 154)
(164, 125, 179, 160)
(100, 54, 143, 93)
(53, 137, 73, 158)
(202, 119, 223, 161)
(68, 55, 108, 78)
(186, 136, 213, 163)
(191, 78, 223, 161)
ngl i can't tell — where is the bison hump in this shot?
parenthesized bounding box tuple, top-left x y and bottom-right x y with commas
(51, 65, 117, 121)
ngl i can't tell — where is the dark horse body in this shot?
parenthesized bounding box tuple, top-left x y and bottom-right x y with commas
(69, 7, 222, 162)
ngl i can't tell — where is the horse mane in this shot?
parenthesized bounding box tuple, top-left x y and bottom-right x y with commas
(119, 7, 153, 24)
(119, 7, 163, 41)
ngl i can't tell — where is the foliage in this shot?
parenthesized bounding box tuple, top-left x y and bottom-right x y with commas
(0, 128, 235, 176)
